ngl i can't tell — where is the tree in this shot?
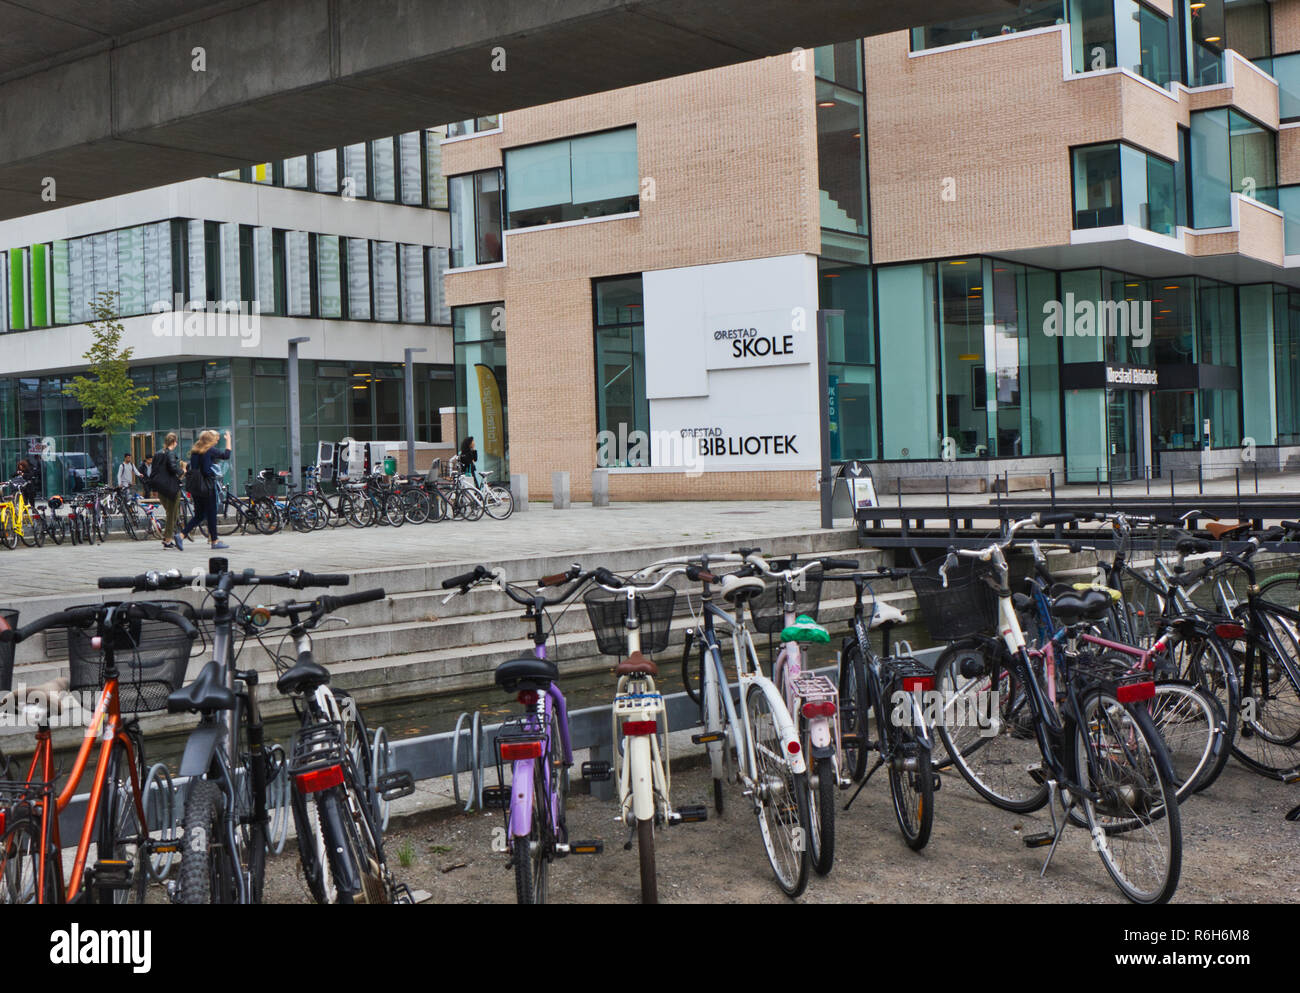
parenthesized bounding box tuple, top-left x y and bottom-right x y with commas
(62, 292, 157, 478)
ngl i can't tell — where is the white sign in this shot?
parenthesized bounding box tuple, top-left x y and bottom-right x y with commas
(704, 309, 810, 370)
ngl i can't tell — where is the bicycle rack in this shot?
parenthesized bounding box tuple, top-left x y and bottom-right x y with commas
(371, 726, 393, 833)
(266, 743, 291, 855)
(451, 711, 484, 812)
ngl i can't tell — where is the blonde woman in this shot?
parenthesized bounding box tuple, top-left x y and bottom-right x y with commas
(180, 429, 233, 550)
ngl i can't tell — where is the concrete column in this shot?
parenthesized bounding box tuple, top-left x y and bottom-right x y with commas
(510, 473, 529, 512)
(591, 468, 610, 508)
(552, 471, 570, 510)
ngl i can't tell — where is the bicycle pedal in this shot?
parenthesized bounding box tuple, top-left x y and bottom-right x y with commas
(931, 774, 941, 791)
(90, 859, 133, 888)
(670, 804, 708, 824)
(391, 883, 416, 904)
(1027, 765, 1047, 786)
(568, 840, 604, 855)
(481, 785, 510, 809)
(1022, 832, 1054, 849)
(691, 731, 725, 745)
(378, 769, 415, 801)
(581, 760, 611, 781)
(1283, 770, 1300, 785)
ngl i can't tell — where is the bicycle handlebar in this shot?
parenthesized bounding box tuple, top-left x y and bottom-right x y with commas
(5, 601, 197, 644)
(99, 568, 350, 592)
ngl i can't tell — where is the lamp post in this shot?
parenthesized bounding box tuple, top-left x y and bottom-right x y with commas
(404, 346, 428, 477)
(288, 337, 310, 489)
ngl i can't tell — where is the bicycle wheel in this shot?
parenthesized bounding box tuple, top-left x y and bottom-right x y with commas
(266, 745, 291, 854)
(119, 504, 139, 542)
(177, 780, 235, 904)
(290, 789, 335, 904)
(253, 498, 281, 535)
(887, 718, 935, 851)
(513, 760, 551, 904)
(1147, 680, 1226, 799)
(637, 816, 657, 905)
(933, 639, 1049, 813)
(1072, 689, 1182, 904)
(745, 684, 809, 898)
(837, 643, 870, 782)
(345, 494, 375, 528)
(808, 755, 837, 874)
(1258, 571, 1300, 610)
(456, 488, 485, 522)
(286, 494, 320, 533)
(26, 513, 45, 548)
(1, 517, 18, 550)
(324, 494, 349, 528)
(402, 488, 431, 525)
(0, 815, 40, 904)
(484, 485, 515, 520)
(213, 498, 242, 536)
(1232, 623, 1300, 777)
(93, 738, 147, 904)
(702, 643, 730, 814)
(316, 787, 381, 904)
(381, 494, 406, 528)
(1170, 632, 1239, 763)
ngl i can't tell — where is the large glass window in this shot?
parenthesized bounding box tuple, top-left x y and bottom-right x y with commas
(816, 56, 868, 264)
(912, 0, 1064, 49)
(398, 132, 423, 206)
(878, 263, 940, 459)
(314, 150, 338, 193)
(939, 260, 989, 458)
(1190, 109, 1278, 224)
(593, 276, 648, 464)
(1259, 53, 1300, 121)
(1226, 0, 1270, 59)
(342, 143, 368, 199)
(1276, 288, 1300, 444)
(453, 303, 508, 479)
(372, 242, 399, 322)
(285, 230, 311, 317)
(346, 239, 371, 319)
(1229, 110, 1278, 207)
(1068, 0, 1175, 86)
(1280, 185, 1300, 254)
(399, 244, 426, 323)
(316, 235, 342, 318)
(819, 262, 877, 460)
(448, 170, 503, 267)
(1072, 142, 1178, 233)
(370, 138, 396, 202)
(505, 128, 638, 229)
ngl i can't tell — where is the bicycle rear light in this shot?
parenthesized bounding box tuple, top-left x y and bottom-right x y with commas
(1214, 623, 1246, 640)
(500, 740, 545, 761)
(1115, 681, 1155, 704)
(295, 764, 345, 793)
(623, 720, 658, 736)
(801, 701, 836, 719)
(903, 676, 934, 693)
(786, 740, 801, 755)
(517, 690, 539, 706)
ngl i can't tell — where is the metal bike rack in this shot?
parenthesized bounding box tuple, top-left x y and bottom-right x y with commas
(451, 711, 484, 812)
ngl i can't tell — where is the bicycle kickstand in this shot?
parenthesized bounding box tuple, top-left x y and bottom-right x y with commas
(843, 754, 884, 812)
(1037, 780, 1072, 878)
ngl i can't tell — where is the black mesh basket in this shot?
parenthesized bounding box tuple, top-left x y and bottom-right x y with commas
(749, 574, 823, 635)
(584, 587, 677, 657)
(909, 556, 999, 642)
(0, 609, 17, 694)
(66, 601, 196, 715)
(246, 480, 275, 501)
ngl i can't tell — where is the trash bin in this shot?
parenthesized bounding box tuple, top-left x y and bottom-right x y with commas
(383, 455, 397, 476)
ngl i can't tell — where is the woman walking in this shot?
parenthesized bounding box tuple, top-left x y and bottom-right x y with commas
(152, 433, 184, 550)
(180, 429, 233, 550)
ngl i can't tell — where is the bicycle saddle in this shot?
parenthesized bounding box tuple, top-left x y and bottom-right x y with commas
(167, 660, 236, 714)
(781, 615, 829, 644)
(494, 656, 558, 692)
(1205, 521, 1250, 541)
(1049, 588, 1112, 624)
(276, 653, 331, 695)
(720, 574, 765, 606)
(616, 651, 658, 677)
(868, 601, 907, 630)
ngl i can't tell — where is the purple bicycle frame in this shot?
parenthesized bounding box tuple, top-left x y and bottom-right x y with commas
(507, 641, 574, 842)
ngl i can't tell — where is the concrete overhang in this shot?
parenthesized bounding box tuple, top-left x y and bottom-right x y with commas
(0, 0, 1016, 221)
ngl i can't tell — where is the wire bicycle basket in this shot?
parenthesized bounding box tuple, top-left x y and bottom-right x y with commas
(66, 601, 196, 715)
(584, 587, 677, 656)
(909, 556, 999, 642)
(748, 573, 823, 635)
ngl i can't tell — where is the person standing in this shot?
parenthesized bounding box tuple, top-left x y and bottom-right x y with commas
(151, 434, 184, 550)
(15, 459, 36, 505)
(180, 430, 233, 550)
(117, 453, 143, 494)
(140, 453, 154, 499)
(459, 436, 480, 488)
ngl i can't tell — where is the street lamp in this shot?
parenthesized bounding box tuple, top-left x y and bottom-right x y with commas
(404, 347, 428, 478)
(288, 337, 311, 489)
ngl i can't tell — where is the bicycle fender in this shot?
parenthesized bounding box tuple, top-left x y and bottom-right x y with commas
(508, 759, 535, 840)
(178, 724, 227, 779)
(808, 717, 833, 752)
(810, 743, 836, 761)
(318, 790, 363, 897)
(629, 736, 655, 822)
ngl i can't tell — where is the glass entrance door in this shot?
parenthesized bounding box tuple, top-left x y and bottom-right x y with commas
(1106, 389, 1146, 482)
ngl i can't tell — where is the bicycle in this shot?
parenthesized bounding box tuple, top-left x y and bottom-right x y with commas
(441, 564, 603, 903)
(581, 563, 707, 903)
(923, 512, 1182, 904)
(826, 564, 939, 852)
(654, 551, 812, 897)
(0, 600, 197, 903)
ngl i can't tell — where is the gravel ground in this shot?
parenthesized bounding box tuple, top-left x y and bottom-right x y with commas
(258, 757, 1299, 904)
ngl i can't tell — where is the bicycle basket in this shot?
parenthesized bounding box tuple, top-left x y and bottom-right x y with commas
(66, 601, 196, 715)
(909, 556, 999, 642)
(246, 480, 273, 501)
(748, 572, 823, 635)
(0, 609, 17, 694)
(583, 587, 677, 657)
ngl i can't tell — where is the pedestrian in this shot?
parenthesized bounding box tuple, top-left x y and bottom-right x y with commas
(180, 429, 233, 550)
(151, 434, 184, 550)
(15, 459, 36, 505)
(117, 452, 143, 494)
(459, 436, 480, 488)
(140, 453, 154, 499)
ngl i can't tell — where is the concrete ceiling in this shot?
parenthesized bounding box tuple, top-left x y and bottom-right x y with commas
(0, 0, 1016, 220)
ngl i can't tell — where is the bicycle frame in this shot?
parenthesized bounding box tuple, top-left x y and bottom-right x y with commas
(770, 585, 841, 775)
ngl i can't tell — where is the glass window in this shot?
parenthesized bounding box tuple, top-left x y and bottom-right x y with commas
(285, 230, 311, 316)
(1197, 279, 1238, 365)
(426, 128, 448, 209)
(878, 263, 941, 459)
(346, 238, 371, 319)
(187, 219, 206, 304)
(283, 155, 308, 189)
(913, 0, 1065, 50)
(1069, 0, 1115, 72)
(453, 303, 507, 479)
(1262, 53, 1300, 121)
(505, 128, 638, 228)
(373, 242, 399, 321)
(51, 239, 69, 324)
(399, 243, 426, 323)
(1275, 288, 1300, 444)
(819, 261, 877, 460)
(1190, 109, 1232, 227)
(939, 259, 989, 458)
(342, 143, 368, 199)
(430, 247, 450, 325)
(449, 170, 503, 267)
(398, 132, 423, 206)
(449, 174, 475, 268)
(1280, 185, 1300, 254)
(816, 80, 867, 237)
(371, 137, 396, 201)
(314, 149, 338, 193)
(219, 222, 240, 303)
(1072, 141, 1178, 234)
(813, 42, 862, 88)
(253, 227, 275, 315)
(1229, 110, 1277, 207)
(1073, 144, 1123, 227)
(593, 276, 648, 464)
(316, 235, 342, 318)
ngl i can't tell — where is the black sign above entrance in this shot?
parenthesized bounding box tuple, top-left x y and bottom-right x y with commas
(1061, 362, 1159, 391)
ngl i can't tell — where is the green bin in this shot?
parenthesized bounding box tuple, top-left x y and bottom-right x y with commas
(383, 455, 397, 476)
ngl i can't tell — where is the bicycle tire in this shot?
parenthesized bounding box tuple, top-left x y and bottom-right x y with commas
(0, 815, 40, 904)
(1258, 571, 1300, 610)
(456, 488, 485, 522)
(637, 817, 657, 904)
(402, 488, 432, 525)
(1072, 688, 1182, 905)
(681, 633, 703, 707)
(932, 639, 1049, 813)
(838, 643, 871, 783)
(887, 719, 934, 851)
(484, 485, 515, 520)
(1231, 620, 1300, 777)
(513, 759, 550, 905)
(286, 494, 319, 533)
(382, 494, 406, 528)
(809, 755, 837, 874)
(745, 683, 809, 898)
(119, 504, 139, 542)
(702, 642, 729, 815)
(94, 739, 147, 904)
(1147, 679, 1226, 800)
(1, 517, 18, 550)
(346, 494, 375, 528)
(1170, 632, 1239, 767)
(177, 780, 233, 904)
(316, 787, 375, 904)
(253, 498, 281, 535)
(290, 789, 334, 904)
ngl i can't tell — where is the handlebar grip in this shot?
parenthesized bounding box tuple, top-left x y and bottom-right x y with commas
(539, 572, 570, 588)
(820, 557, 860, 571)
(686, 565, 717, 583)
(321, 588, 386, 611)
(1034, 512, 1076, 527)
(593, 567, 624, 588)
(98, 576, 142, 590)
(1175, 537, 1211, 556)
(297, 572, 349, 589)
(441, 565, 488, 589)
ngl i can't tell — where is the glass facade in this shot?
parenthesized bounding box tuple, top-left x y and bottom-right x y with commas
(1188, 108, 1280, 225)
(1276, 288, 1300, 444)
(453, 303, 508, 480)
(820, 261, 877, 460)
(593, 276, 649, 465)
(1072, 142, 1178, 234)
(815, 43, 869, 264)
(504, 128, 639, 229)
(448, 170, 504, 268)
(912, 0, 1065, 49)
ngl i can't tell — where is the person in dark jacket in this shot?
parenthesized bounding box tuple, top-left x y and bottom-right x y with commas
(15, 459, 37, 505)
(152, 433, 184, 550)
(180, 430, 233, 550)
(459, 437, 479, 487)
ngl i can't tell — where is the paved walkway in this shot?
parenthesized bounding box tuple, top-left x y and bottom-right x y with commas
(0, 500, 833, 598)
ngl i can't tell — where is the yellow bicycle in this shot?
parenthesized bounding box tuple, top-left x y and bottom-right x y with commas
(0, 480, 44, 549)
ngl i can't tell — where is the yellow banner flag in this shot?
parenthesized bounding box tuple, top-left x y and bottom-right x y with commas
(475, 364, 504, 458)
